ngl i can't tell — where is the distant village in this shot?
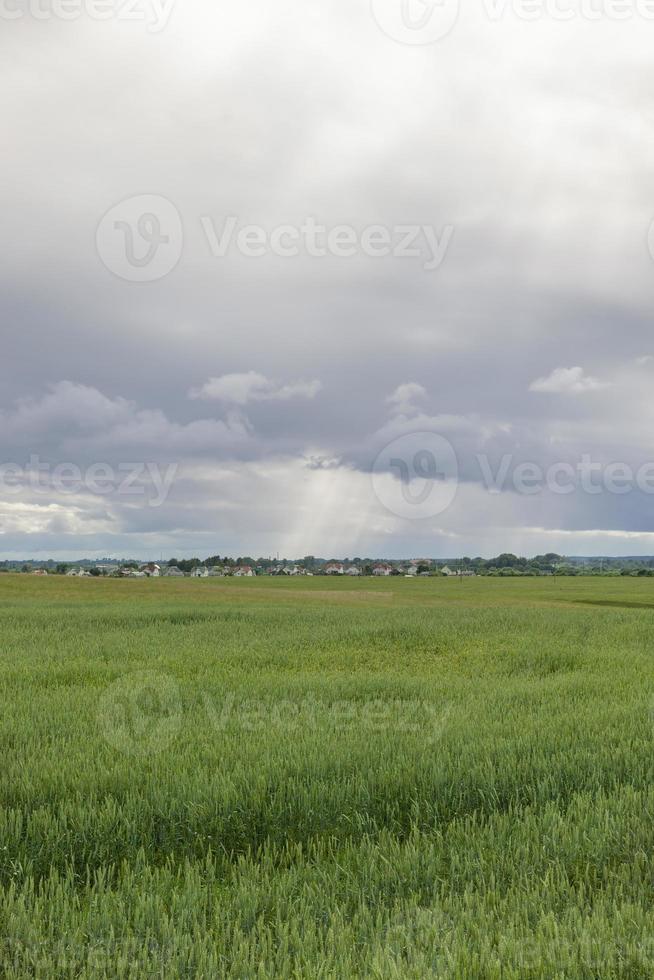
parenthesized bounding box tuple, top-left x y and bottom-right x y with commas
(20, 558, 469, 579)
(3, 554, 654, 578)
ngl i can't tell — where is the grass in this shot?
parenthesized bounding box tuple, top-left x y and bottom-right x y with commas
(0, 574, 653, 976)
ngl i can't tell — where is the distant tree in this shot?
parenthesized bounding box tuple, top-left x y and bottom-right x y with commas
(177, 558, 201, 573)
(55, 563, 69, 575)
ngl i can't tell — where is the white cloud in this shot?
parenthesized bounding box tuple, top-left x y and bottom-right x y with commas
(386, 383, 427, 416)
(0, 382, 254, 459)
(529, 366, 608, 395)
(0, 382, 133, 438)
(189, 372, 322, 405)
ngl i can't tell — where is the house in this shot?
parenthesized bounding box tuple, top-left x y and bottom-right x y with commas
(191, 566, 209, 578)
(372, 564, 392, 576)
(345, 566, 362, 576)
(233, 565, 254, 577)
(66, 567, 85, 577)
(140, 563, 161, 577)
(441, 566, 456, 576)
(325, 562, 344, 575)
(165, 566, 185, 577)
(208, 566, 226, 577)
(31, 569, 48, 576)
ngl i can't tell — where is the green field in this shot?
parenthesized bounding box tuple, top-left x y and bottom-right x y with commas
(1, 574, 653, 977)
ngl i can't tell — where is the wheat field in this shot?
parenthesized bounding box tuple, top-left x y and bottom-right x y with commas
(0, 574, 653, 977)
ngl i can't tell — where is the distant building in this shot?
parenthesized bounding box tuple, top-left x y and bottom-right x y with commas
(31, 569, 48, 576)
(441, 566, 455, 576)
(372, 564, 392, 576)
(233, 566, 254, 577)
(191, 566, 209, 578)
(345, 566, 362, 576)
(165, 566, 185, 577)
(208, 566, 226, 577)
(140, 563, 161, 577)
(325, 562, 344, 575)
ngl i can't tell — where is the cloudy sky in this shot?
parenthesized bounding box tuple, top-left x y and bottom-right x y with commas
(3, 0, 654, 559)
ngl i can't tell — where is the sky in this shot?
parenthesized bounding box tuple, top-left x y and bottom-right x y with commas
(3, 0, 654, 559)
